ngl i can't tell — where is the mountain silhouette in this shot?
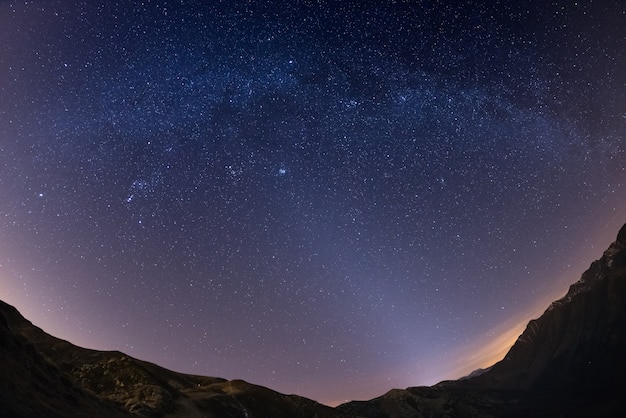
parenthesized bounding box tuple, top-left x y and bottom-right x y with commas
(2, 224, 626, 417)
(0, 299, 354, 417)
(338, 223, 626, 417)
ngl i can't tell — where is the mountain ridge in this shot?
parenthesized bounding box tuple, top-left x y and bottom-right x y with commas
(0, 298, 356, 417)
(2, 223, 626, 417)
(338, 223, 626, 417)
(464, 224, 626, 394)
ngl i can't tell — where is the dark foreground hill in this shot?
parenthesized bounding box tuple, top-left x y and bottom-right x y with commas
(0, 299, 355, 418)
(2, 224, 626, 417)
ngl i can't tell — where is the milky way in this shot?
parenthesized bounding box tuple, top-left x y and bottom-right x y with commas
(1, 1, 625, 405)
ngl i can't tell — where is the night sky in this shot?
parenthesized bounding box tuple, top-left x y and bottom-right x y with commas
(1, 0, 625, 406)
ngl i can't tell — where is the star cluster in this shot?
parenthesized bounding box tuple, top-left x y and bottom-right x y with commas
(1, 0, 625, 405)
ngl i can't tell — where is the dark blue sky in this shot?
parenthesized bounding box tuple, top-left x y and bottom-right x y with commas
(1, 0, 625, 405)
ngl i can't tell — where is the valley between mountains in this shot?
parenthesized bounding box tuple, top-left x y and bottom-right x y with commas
(2, 224, 626, 417)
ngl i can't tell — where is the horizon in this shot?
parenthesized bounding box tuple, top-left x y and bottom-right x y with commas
(0, 230, 614, 407)
(1, 0, 625, 406)
(3, 222, 623, 406)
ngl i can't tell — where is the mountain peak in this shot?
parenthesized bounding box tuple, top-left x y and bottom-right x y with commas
(549, 223, 626, 311)
(617, 223, 626, 245)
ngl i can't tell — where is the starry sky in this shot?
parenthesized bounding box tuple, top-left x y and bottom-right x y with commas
(1, 0, 625, 406)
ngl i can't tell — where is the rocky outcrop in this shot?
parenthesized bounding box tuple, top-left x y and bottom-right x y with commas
(0, 300, 130, 418)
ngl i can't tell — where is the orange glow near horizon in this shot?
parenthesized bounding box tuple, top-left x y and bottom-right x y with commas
(443, 221, 626, 384)
(443, 282, 574, 382)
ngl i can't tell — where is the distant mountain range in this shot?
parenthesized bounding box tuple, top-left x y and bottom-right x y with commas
(2, 224, 626, 417)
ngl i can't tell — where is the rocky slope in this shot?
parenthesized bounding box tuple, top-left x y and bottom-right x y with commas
(468, 223, 626, 399)
(0, 299, 355, 417)
(0, 301, 130, 418)
(338, 223, 626, 417)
